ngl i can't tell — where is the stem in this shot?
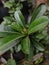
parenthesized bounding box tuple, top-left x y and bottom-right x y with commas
(10, 53, 13, 59)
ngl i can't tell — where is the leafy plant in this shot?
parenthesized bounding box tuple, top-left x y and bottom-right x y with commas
(0, 1, 49, 65)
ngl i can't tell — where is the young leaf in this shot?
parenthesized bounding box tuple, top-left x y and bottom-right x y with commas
(30, 3, 47, 23)
(14, 10, 26, 28)
(28, 16, 49, 34)
(21, 37, 30, 54)
(7, 59, 16, 65)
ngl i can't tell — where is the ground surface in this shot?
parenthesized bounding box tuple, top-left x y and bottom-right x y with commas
(36, 0, 49, 6)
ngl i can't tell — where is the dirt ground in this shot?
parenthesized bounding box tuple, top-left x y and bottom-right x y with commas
(36, 0, 49, 6)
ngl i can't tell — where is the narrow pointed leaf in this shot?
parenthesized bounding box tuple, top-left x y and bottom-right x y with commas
(30, 3, 47, 23)
(28, 16, 49, 34)
(14, 10, 25, 28)
(21, 37, 30, 54)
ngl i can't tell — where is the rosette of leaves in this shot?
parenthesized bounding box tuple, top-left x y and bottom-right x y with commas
(0, 3, 49, 65)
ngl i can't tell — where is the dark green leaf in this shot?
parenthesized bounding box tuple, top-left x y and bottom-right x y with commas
(28, 44, 34, 61)
(0, 31, 24, 55)
(28, 16, 49, 34)
(33, 40, 45, 51)
(35, 33, 46, 40)
(0, 31, 17, 37)
(21, 37, 30, 54)
(30, 3, 47, 23)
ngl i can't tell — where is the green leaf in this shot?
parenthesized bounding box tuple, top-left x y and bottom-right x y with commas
(16, 3, 23, 10)
(0, 24, 5, 31)
(4, 1, 14, 8)
(0, 19, 13, 32)
(30, 3, 47, 23)
(11, 22, 22, 32)
(14, 10, 25, 28)
(35, 33, 46, 40)
(0, 31, 17, 37)
(33, 40, 45, 51)
(28, 44, 34, 61)
(21, 37, 30, 54)
(7, 59, 16, 65)
(3, 17, 11, 25)
(15, 44, 21, 52)
(0, 31, 24, 55)
(28, 16, 49, 34)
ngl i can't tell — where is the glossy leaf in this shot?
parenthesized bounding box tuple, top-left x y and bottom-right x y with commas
(7, 59, 16, 65)
(14, 10, 25, 28)
(30, 3, 47, 23)
(21, 37, 30, 54)
(28, 16, 49, 34)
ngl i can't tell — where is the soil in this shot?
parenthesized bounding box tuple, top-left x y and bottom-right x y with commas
(36, 0, 49, 6)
